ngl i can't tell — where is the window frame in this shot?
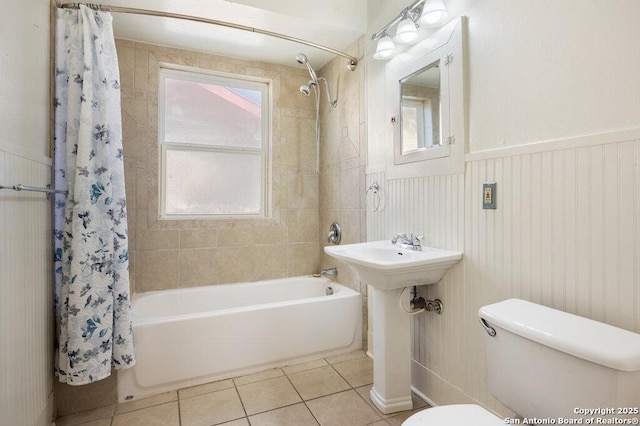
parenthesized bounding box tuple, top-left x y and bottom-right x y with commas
(158, 66, 272, 220)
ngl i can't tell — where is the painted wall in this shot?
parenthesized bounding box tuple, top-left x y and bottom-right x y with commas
(0, 0, 54, 425)
(366, 0, 640, 417)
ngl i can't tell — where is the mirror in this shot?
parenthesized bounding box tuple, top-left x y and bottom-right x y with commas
(400, 60, 441, 154)
(390, 16, 465, 176)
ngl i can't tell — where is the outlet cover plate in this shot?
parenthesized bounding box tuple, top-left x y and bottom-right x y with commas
(483, 182, 497, 209)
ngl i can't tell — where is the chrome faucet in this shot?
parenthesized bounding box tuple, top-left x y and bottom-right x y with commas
(391, 233, 423, 251)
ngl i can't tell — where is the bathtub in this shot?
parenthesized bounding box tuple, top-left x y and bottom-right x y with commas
(117, 276, 362, 401)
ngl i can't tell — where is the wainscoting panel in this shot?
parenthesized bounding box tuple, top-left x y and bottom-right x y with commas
(0, 151, 53, 426)
(366, 136, 640, 412)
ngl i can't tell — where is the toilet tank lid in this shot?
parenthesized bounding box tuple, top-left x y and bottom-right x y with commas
(479, 299, 640, 372)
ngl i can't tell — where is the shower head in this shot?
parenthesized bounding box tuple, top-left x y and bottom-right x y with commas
(295, 53, 308, 65)
(296, 53, 318, 84)
(300, 82, 312, 96)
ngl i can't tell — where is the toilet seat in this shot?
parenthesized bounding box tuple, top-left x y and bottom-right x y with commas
(402, 404, 503, 425)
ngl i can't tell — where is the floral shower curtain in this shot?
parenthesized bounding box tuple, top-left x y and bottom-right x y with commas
(53, 5, 135, 385)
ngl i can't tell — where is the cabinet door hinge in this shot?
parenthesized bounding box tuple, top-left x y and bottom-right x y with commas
(445, 135, 456, 145)
(444, 53, 454, 65)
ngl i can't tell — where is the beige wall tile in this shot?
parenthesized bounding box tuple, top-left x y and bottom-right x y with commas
(217, 246, 254, 284)
(287, 173, 319, 209)
(135, 249, 179, 291)
(286, 209, 319, 243)
(136, 229, 179, 251)
(179, 248, 218, 287)
(252, 225, 287, 245)
(287, 243, 319, 277)
(340, 167, 361, 210)
(180, 229, 218, 249)
(134, 47, 149, 92)
(116, 43, 134, 90)
(251, 245, 287, 281)
(135, 165, 149, 209)
(218, 227, 254, 247)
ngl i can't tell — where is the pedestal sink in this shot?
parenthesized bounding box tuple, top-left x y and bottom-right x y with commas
(324, 240, 462, 414)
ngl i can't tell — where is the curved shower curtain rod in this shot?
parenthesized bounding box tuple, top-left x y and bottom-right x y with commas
(57, 2, 358, 70)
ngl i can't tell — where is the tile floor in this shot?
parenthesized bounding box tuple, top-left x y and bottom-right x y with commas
(55, 351, 430, 426)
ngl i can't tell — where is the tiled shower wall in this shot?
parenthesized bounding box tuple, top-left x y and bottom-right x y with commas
(115, 39, 324, 293)
(317, 38, 368, 313)
(367, 132, 640, 415)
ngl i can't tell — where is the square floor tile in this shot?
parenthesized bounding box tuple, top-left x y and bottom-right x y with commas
(115, 391, 177, 414)
(112, 401, 179, 426)
(180, 388, 245, 426)
(237, 376, 302, 415)
(70, 420, 112, 426)
(306, 390, 381, 426)
(283, 358, 328, 375)
(233, 368, 284, 386)
(288, 365, 350, 400)
(55, 405, 115, 426)
(325, 350, 367, 365)
(218, 419, 250, 426)
(179, 379, 235, 399)
(332, 357, 373, 388)
(248, 403, 319, 426)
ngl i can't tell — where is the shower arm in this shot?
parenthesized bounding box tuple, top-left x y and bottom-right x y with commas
(317, 78, 338, 109)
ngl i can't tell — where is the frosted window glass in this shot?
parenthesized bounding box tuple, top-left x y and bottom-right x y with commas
(164, 78, 262, 148)
(165, 148, 263, 215)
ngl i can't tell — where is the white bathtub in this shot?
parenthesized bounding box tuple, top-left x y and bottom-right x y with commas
(117, 276, 362, 401)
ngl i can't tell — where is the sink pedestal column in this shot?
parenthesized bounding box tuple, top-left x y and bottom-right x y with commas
(369, 286, 413, 414)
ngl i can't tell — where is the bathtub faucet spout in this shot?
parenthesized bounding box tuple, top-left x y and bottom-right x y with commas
(321, 268, 337, 277)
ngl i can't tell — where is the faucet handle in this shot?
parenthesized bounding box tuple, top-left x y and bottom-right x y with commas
(414, 235, 423, 245)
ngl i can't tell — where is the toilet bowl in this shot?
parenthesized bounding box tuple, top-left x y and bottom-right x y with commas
(403, 404, 502, 425)
(401, 299, 640, 425)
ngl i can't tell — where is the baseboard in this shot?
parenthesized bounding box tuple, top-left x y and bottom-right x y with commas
(34, 391, 55, 426)
(411, 359, 479, 407)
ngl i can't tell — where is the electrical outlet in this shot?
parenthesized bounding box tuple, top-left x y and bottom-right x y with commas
(483, 183, 497, 209)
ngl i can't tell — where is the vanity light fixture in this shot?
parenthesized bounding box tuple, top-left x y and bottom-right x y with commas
(371, 0, 449, 60)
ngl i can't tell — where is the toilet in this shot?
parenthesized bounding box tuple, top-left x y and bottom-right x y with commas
(403, 298, 640, 425)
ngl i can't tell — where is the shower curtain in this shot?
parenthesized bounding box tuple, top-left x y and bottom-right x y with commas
(53, 5, 135, 385)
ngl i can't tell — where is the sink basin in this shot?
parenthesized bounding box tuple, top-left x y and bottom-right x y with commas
(324, 240, 462, 290)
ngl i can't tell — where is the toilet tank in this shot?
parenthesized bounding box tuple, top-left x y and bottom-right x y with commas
(479, 299, 640, 420)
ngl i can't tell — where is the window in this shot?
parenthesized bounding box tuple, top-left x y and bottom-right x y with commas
(159, 68, 270, 218)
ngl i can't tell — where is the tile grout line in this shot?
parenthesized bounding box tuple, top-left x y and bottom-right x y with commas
(230, 382, 249, 426)
(282, 366, 322, 426)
